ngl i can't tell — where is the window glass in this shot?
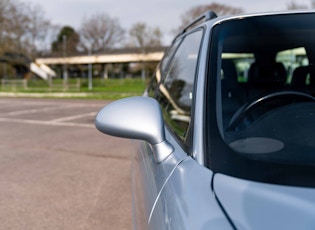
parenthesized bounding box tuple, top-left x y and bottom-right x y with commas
(208, 13, 315, 186)
(160, 39, 182, 75)
(156, 30, 203, 140)
(147, 39, 181, 98)
(276, 47, 308, 83)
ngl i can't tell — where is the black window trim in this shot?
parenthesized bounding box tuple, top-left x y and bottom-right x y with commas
(156, 27, 206, 154)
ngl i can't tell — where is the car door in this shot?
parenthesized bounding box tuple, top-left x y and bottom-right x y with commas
(145, 29, 230, 229)
(132, 30, 205, 229)
(131, 37, 184, 229)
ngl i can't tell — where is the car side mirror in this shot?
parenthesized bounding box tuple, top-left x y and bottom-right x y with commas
(95, 96, 173, 163)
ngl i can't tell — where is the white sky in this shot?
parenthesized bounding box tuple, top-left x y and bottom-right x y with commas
(26, 0, 312, 45)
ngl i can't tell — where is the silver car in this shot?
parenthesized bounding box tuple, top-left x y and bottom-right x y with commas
(96, 10, 315, 229)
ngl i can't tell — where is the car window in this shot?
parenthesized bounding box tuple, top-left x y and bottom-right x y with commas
(276, 47, 309, 84)
(207, 13, 315, 186)
(147, 39, 181, 98)
(160, 39, 182, 76)
(156, 30, 203, 141)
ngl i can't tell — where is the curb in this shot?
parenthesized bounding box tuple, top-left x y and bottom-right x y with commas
(0, 92, 140, 99)
(0, 92, 95, 98)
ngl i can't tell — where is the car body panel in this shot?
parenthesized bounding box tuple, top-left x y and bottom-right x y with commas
(131, 129, 189, 229)
(149, 157, 232, 230)
(131, 127, 233, 230)
(214, 174, 315, 229)
(190, 25, 210, 165)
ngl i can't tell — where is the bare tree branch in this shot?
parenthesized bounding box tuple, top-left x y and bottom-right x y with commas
(80, 13, 125, 52)
(129, 22, 163, 52)
(287, 1, 309, 10)
(176, 3, 244, 33)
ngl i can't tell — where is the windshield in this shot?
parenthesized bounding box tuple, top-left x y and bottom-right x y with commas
(208, 12, 315, 187)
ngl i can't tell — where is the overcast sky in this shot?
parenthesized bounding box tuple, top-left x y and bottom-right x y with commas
(26, 0, 312, 45)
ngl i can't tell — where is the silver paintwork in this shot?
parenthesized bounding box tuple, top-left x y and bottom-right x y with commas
(211, 10, 315, 27)
(95, 96, 173, 163)
(131, 128, 232, 230)
(214, 174, 315, 230)
(191, 26, 211, 165)
(95, 95, 233, 229)
(95, 11, 315, 230)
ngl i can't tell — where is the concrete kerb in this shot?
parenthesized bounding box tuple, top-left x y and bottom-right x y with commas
(0, 92, 94, 98)
(0, 92, 139, 99)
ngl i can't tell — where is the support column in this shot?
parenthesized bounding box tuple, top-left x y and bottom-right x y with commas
(102, 64, 108, 79)
(88, 47, 93, 90)
(141, 62, 146, 81)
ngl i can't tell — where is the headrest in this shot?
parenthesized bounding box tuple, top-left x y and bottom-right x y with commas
(221, 59, 238, 87)
(291, 65, 315, 88)
(248, 62, 286, 87)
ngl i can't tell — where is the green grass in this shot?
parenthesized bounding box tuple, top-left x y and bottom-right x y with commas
(0, 78, 148, 99)
(80, 78, 147, 92)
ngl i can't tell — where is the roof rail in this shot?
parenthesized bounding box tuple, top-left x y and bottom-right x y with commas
(181, 10, 217, 34)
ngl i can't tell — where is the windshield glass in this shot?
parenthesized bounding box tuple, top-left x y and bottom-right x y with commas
(209, 13, 315, 186)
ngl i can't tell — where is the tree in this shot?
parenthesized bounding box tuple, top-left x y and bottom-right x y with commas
(2, 0, 29, 53)
(128, 22, 163, 79)
(287, 1, 308, 10)
(0, 0, 53, 59)
(176, 3, 244, 32)
(0, 0, 12, 52)
(51, 26, 80, 55)
(27, 3, 51, 59)
(129, 22, 163, 52)
(79, 13, 125, 52)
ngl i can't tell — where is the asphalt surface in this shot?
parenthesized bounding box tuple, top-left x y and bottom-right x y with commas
(0, 97, 132, 230)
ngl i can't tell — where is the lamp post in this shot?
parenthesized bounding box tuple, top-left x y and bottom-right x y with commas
(62, 35, 68, 90)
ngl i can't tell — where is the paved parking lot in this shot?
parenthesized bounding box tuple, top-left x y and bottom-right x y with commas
(0, 97, 132, 230)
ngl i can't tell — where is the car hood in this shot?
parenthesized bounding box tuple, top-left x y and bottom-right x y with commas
(213, 173, 315, 230)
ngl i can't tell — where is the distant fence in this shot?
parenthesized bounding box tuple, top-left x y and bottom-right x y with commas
(48, 78, 81, 91)
(1, 79, 28, 90)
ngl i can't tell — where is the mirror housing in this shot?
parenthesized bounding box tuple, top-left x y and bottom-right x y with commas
(95, 96, 173, 163)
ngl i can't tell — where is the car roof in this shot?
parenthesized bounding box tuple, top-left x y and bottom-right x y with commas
(180, 9, 315, 33)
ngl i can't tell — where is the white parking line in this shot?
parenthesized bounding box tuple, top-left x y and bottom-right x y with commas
(0, 99, 104, 128)
(1, 106, 64, 116)
(0, 99, 106, 107)
(50, 112, 97, 122)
